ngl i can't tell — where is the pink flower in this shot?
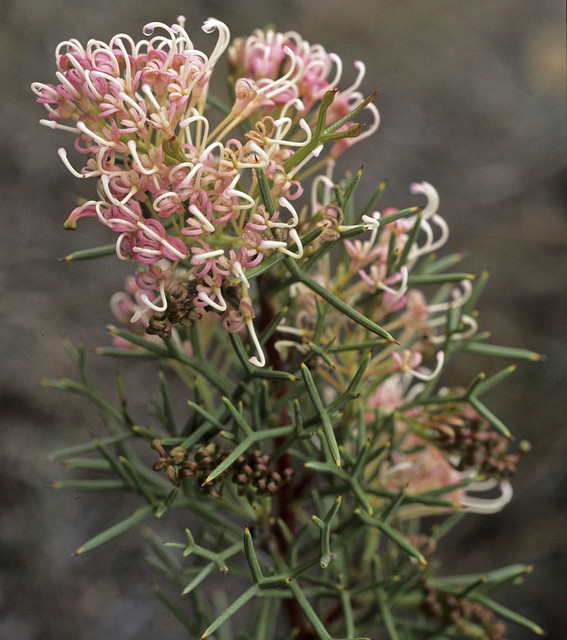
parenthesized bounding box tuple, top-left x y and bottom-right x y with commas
(382, 434, 466, 499)
(33, 18, 384, 367)
(228, 28, 379, 157)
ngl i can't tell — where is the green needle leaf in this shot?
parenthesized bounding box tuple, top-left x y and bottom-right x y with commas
(408, 272, 477, 286)
(377, 587, 401, 640)
(203, 435, 253, 485)
(255, 166, 276, 214)
(360, 179, 387, 218)
(74, 505, 154, 555)
(222, 396, 254, 437)
(285, 257, 397, 343)
(469, 397, 512, 438)
(378, 206, 419, 227)
(323, 91, 376, 136)
(464, 342, 545, 361)
(469, 594, 545, 635)
(301, 363, 341, 468)
(200, 585, 260, 638)
(312, 494, 342, 568)
(48, 433, 133, 461)
(355, 509, 427, 565)
(287, 581, 333, 640)
(244, 526, 264, 583)
(60, 244, 116, 261)
(472, 364, 517, 397)
(52, 479, 126, 491)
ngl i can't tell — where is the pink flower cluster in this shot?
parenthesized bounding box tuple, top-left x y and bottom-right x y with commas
(276, 181, 456, 369)
(228, 28, 379, 157)
(272, 173, 513, 515)
(374, 403, 516, 517)
(33, 18, 379, 365)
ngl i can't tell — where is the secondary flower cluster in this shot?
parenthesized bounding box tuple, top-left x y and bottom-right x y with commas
(272, 176, 522, 515)
(33, 17, 376, 366)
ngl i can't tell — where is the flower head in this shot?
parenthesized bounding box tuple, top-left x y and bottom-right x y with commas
(35, 18, 343, 365)
(228, 28, 379, 156)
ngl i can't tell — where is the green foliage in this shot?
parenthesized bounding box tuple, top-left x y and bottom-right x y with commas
(39, 26, 543, 638)
(46, 170, 542, 639)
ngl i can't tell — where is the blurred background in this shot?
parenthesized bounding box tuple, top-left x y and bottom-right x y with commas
(1, 0, 565, 638)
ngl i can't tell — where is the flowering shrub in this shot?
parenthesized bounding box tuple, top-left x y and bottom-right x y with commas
(36, 17, 542, 640)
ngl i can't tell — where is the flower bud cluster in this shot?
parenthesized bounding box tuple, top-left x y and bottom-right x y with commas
(152, 441, 293, 498)
(423, 398, 528, 481)
(373, 397, 525, 517)
(145, 278, 205, 338)
(420, 579, 508, 639)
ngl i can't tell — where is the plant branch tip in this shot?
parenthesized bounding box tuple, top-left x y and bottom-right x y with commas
(35, 21, 540, 637)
